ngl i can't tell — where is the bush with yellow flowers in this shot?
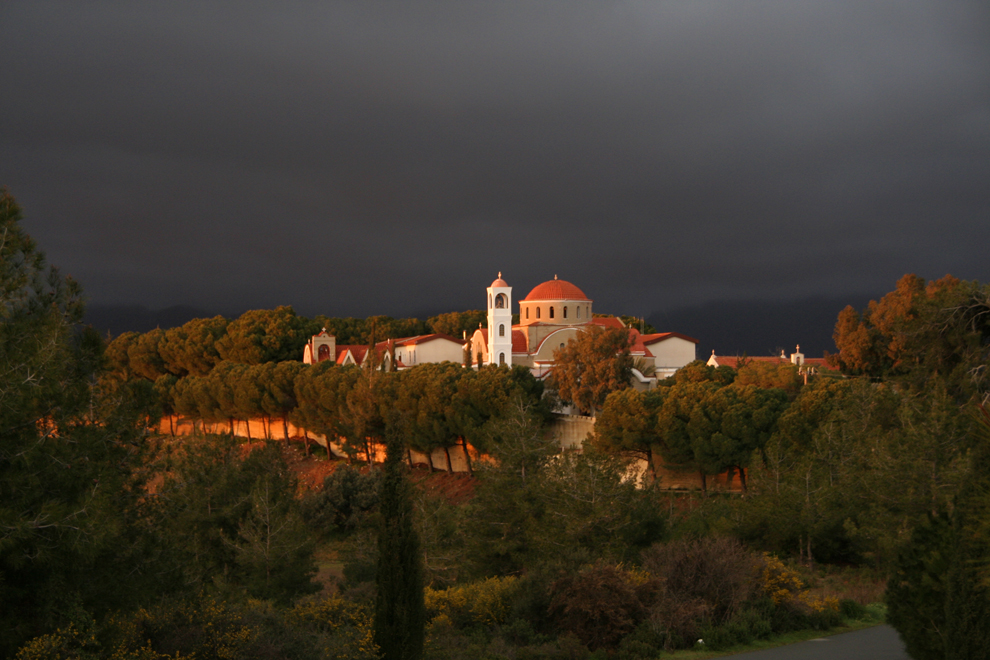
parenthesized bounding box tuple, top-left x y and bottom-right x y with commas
(15, 592, 386, 660)
(424, 576, 520, 629)
(15, 624, 100, 660)
(287, 596, 379, 660)
(760, 553, 806, 606)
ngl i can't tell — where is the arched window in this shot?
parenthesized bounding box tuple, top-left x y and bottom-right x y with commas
(488, 294, 492, 309)
(495, 293, 506, 308)
(536, 307, 541, 319)
(563, 306, 568, 319)
(577, 306, 581, 318)
(549, 307, 555, 319)
(499, 352, 505, 365)
(499, 324, 505, 337)
(318, 344, 330, 361)
(526, 307, 529, 319)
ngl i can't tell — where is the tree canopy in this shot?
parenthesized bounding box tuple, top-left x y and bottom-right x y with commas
(216, 306, 318, 364)
(0, 189, 158, 654)
(551, 325, 633, 415)
(832, 273, 990, 401)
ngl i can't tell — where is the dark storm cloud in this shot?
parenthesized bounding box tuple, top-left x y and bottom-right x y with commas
(1, 1, 988, 327)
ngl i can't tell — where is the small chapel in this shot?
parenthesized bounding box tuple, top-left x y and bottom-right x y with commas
(470, 274, 698, 385)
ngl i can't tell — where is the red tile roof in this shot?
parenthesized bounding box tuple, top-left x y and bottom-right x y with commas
(590, 316, 625, 329)
(511, 329, 528, 353)
(371, 334, 466, 351)
(335, 345, 365, 365)
(394, 333, 466, 347)
(710, 354, 828, 370)
(641, 331, 700, 345)
(627, 327, 648, 356)
(522, 278, 590, 302)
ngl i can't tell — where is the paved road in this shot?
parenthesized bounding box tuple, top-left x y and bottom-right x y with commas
(727, 625, 908, 660)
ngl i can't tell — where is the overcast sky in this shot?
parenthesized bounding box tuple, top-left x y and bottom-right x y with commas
(2, 1, 988, 326)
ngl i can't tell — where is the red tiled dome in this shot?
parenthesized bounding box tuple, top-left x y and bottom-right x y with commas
(523, 278, 590, 301)
(491, 272, 509, 288)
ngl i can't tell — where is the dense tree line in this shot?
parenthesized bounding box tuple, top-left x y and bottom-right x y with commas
(103, 308, 490, 382)
(143, 357, 552, 470)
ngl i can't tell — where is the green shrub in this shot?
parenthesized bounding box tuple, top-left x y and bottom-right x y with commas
(613, 638, 659, 660)
(863, 603, 886, 621)
(807, 606, 842, 630)
(695, 609, 774, 651)
(500, 619, 540, 646)
(839, 598, 868, 620)
(507, 573, 556, 636)
(302, 465, 380, 537)
(613, 621, 664, 660)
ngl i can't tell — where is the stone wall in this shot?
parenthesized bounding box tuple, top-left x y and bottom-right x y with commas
(549, 413, 596, 450)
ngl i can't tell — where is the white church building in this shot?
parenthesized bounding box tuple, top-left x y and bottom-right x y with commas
(470, 274, 697, 384)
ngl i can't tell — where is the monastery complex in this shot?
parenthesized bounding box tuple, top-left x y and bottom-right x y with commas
(253, 275, 822, 488)
(304, 274, 700, 388)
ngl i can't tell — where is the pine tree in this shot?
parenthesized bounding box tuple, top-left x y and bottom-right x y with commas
(373, 429, 425, 660)
(0, 189, 156, 654)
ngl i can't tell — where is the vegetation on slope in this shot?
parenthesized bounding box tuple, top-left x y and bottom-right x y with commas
(4, 187, 989, 658)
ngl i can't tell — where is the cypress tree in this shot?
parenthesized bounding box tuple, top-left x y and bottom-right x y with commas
(373, 429, 425, 660)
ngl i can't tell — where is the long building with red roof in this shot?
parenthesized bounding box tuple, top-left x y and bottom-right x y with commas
(706, 346, 828, 376)
(303, 329, 466, 369)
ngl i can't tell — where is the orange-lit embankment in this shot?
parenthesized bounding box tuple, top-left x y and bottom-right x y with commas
(155, 414, 745, 492)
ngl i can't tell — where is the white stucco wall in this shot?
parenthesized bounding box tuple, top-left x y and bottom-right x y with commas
(647, 336, 697, 374)
(404, 337, 465, 366)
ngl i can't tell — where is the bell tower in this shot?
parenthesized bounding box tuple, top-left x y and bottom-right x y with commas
(487, 272, 512, 366)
